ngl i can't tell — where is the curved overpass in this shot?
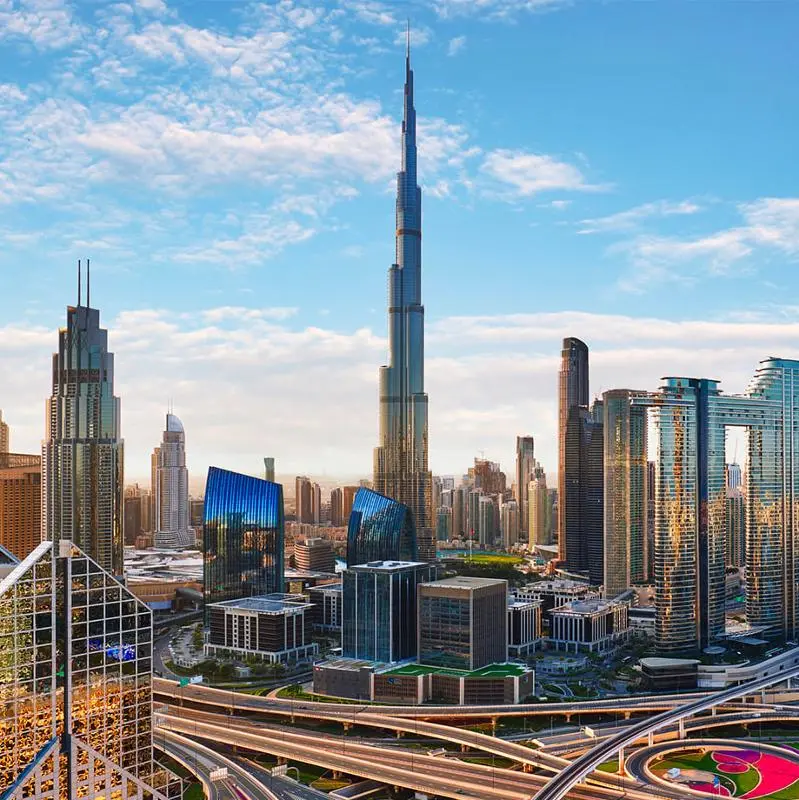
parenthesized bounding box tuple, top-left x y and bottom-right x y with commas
(532, 663, 799, 800)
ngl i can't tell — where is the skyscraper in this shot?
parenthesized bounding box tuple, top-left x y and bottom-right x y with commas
(330, 487, 344, 526)
(603, 389, 649, 598)
(557, 338, 604, 584)
(295, 476, 313, 523)
(515, 436, 535, 542)
(0, 410, 9, 453)
(43, 267, 124, 576)
(373, 40, 433, 563)
(346, 487, 416, 566)
(528, 473, 549, 548)
(152, 412, 194, 549)
(264, 456, 275, 483)
(0, 453, 41, 560)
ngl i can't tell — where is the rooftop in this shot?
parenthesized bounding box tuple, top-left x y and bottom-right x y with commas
(640, 657, 700, 668)
(209, 593, 312, 614)
(350, 560, 428, 572)
(387, 662, 529, 679)
(422, 575, 507, 590)
(552, 599, 623, 615)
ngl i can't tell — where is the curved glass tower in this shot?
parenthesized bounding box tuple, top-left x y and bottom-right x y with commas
(346, 487, 416, 567)
(373, 42, 433, 562)
(203, 467, 284, 615)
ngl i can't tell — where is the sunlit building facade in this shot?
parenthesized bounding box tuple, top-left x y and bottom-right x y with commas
(0, 410, 8, 453)
(515, 436, 535, 544)
(43, 287, 124, 576)
(603, 389, 649, 598)
(152, 413, 193, 550)
(346, 487, 416, 567)
(0, 539, 180, 800)
(203, 467, 284, 618)
(372, 45, 434, 563)
(0, 453, 41, 561)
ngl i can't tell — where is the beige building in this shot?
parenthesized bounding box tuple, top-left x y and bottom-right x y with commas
(294, 537, 335, 572)
(0, 453, 42, 560)
(528, 475, 549, 548)
(0, 411, 8, 453)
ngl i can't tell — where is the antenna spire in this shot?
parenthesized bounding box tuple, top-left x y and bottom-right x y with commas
(406, 19, 410, 60)
(86, 258, 91, 308)
(77, 259, 82, 306)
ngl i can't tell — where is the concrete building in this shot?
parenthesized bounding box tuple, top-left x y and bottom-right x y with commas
(0, 410, 8, 453)
(515, 436, 535, 544)
(294, 537, 335, 572)
(330, 488, 344, 526)
(0, 453, 41, 560)
(264, 457, 275, 483)
(307, 583, 342, 631)
(295, 476, 313, 523)
(549, 599, 630, 654)
(436, 506, 452, 541)
(152, 413, 194, 549)
(206, 594, 318, 664)
(528, 473, 550, 548)
(418, 576, 507, 671)
(513, 579, 592, 617)
(508, 599, 543, 657)
(342, 560, 436, 663)
(500, 499, 519, 549)
(123, 492, 143, 546)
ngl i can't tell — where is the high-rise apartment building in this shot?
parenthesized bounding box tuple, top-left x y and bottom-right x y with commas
(470, 458, 506, 495)
(152, 413, 194, 549)
(528, 473, 549, 548)
(515, 436, 535, 542)
(0, 453, 41, 560)
(418, 576, 507, 670)
(295, 476, 313, 523)
(330, 487, 344, 526)
(557, 338, 604, 584)
(123, 492, 142, 546)
(500, 499, 519, 549)
(311, 482, 322, 524)
(203, 467, 284, 616)
(436, 506, 452, 541)
(0, 539, 180, 800)
(346, 487, 416, 566)
(452, 486, 467, 539)
(727, 491, 745, 568)
(478, 494, 497, 548)
(372, 44, 434, 563)
(0, 410, 9, 453)
(264, 456, 275, 483)
(43, 274, 124, 576)
(343, 485, 358, 522)
(726, 462, 742, 492)
(603, 389, 649, 598)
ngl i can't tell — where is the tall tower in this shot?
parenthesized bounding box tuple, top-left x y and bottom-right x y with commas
(153, 412, 194, 549)
(0, 410, 8, 453)
(373, 36, 434, 562)
(514, 436, 535, 543)
(43, 262, 124, 576)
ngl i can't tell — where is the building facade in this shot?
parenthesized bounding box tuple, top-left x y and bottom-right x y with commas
(206, 594, 318, 664)
(549, 599, 631, 653)
(203, 466, 284, 616)
(346, 487, 416, 566)
(294, 537, 335, 572)
(342, 560, 436, 663)
(0, 453, 41, 560)
(43, 287, 124, 576)
(528, 473, 549, 548)
(152, 413, 194, 549)
(603, 389, 649, 598)
(515, 436, 535, 544)
(417, 576, 507, 671)
(508, 599, 543, 657)
(372, 46, 434, 563)
(0, 410, 8, 453)
(264, 457, 275, 483)
(307, 583, 342, 631)
(0, 539, 180, 800)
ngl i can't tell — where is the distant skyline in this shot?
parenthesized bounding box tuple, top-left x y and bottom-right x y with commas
(1, 0, 798, 482)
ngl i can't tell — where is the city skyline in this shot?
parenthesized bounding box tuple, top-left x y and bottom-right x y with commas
(1, 1, 798, 482)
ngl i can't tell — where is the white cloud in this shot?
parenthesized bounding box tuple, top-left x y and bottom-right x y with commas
(447, 35, 466, 56)
(0, 0, 85, 50)
(481, 148, 606, 197)
(579, 199, 703, 234)
(433, 0, 570, 20)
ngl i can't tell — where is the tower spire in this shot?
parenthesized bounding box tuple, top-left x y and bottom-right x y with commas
(86, 258, 91, 309)
(77, 259, 82, 306)
(406, 18, 410, 61)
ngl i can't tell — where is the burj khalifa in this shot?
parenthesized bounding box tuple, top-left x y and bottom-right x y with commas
(373, 40, 434, 562)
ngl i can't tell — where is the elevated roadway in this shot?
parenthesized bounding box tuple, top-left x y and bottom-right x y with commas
(532, 663, 799, 800)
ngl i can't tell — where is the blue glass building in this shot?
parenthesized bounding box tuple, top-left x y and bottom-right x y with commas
(203, 467, 284, 617)
(346, 487, 416, 567)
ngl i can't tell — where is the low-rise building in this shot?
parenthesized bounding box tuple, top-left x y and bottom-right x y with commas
(508, 599, 543, 657)
(206, 593, 318, 664)
(549, 599, 630, 654)
(312, 658, 376, 701)
(640, 657, 699, 691)
(513, 579, 593, 615)
(294, 537, 336, 573)
(307, 583, 342, 631)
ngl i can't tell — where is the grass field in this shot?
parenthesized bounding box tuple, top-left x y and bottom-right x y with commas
(387, 662, 526, 679)
(652, 747, 799, 799)
(458, 554, 522, 565)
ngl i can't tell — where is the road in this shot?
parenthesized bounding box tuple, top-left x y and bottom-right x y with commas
(532, 662, 799, 800)
(237, 757, 331, 800)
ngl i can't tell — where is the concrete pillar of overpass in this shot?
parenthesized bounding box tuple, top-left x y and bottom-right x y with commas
(761, 689, 767, 704)
(711, 706, 717, 716)
(343, 721, 352, 732)
(461, 744, 469, 753)
(565, 713, 571, 723)
(396, 729, 404, 738)
(678, 718, 685, 738)
(617, 747, 625, 776)
(648, 731, 654, 747)
(491, 717, 498, 735)
(623, 711, 631, 720)
(277, 757, 287, 766)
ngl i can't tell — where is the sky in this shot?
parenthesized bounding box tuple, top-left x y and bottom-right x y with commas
(1, 0, 798, 488)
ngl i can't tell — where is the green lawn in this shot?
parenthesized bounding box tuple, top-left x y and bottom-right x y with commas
(597, 759, 618, 773)
(183, 783, 204, 800)
(459, 554, 522, 564)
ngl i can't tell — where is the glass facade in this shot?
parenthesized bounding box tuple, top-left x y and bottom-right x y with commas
(203, 467, 284, 617)
(372, 48, 434, 563)
(342, 561, 436, 663)
(43, 303, 124, 577)
(0, 540, 179, 800)
(603, 389, 649, 598)
(346, 487, 416, 567)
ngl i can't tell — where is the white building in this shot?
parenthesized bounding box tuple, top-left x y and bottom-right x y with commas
(152, 413, 194, 549)
(549, 599, 630, 654)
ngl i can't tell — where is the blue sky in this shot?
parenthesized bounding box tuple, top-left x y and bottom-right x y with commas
(1, 0, 798, 487)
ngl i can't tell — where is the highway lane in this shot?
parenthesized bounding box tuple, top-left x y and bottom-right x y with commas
(237, 758, 340, 800)
(532, 662, 799, 800)
(157, 708, 648, 800)
(156, 733, 220, 800)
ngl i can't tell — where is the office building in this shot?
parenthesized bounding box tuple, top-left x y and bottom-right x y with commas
(549, 599, 631, 654)
(264, 457, 275, 483)
(123, 492, 142, 546)
(508, 599, 543, 657)
(515, 436, 535, 542)
(418, 576, 507, 670)
(558, 338, 604, 584)
(330, 487, 343, 526)
(727, 462, 742, 491)
(203, 466, 284, 615)
(152, 412, 194, 549)
(307, 583, 342, 631)
(603, 389, 649, 598)
(727, 490, 745, 568)
(646, 461, 655, 582)
(452, 486, 467, 539)
(295, 476, 313, 523)
(346, 487, 416, 566)
(372, 44, 434, 563)
(500, 499, 519, 549)
(0, 410, 8, 453)
(311, 482, 322, 523)
(436, 506, 452, 541)
(0, 539, 180, 800)
(206, 594, 318, 664)
(342, 560, 436, 663)
(477, 494, 497, 547)
(43, 271, 124, 576)
(189, 497, 204, 528)
(343, 485, 358, 521)
(0, 453, 41, 561)
(294, 537, 335, 572)
(514, 579, 592, 618)
(470, 458, 506, 495)
(528, 473, 549, 548)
